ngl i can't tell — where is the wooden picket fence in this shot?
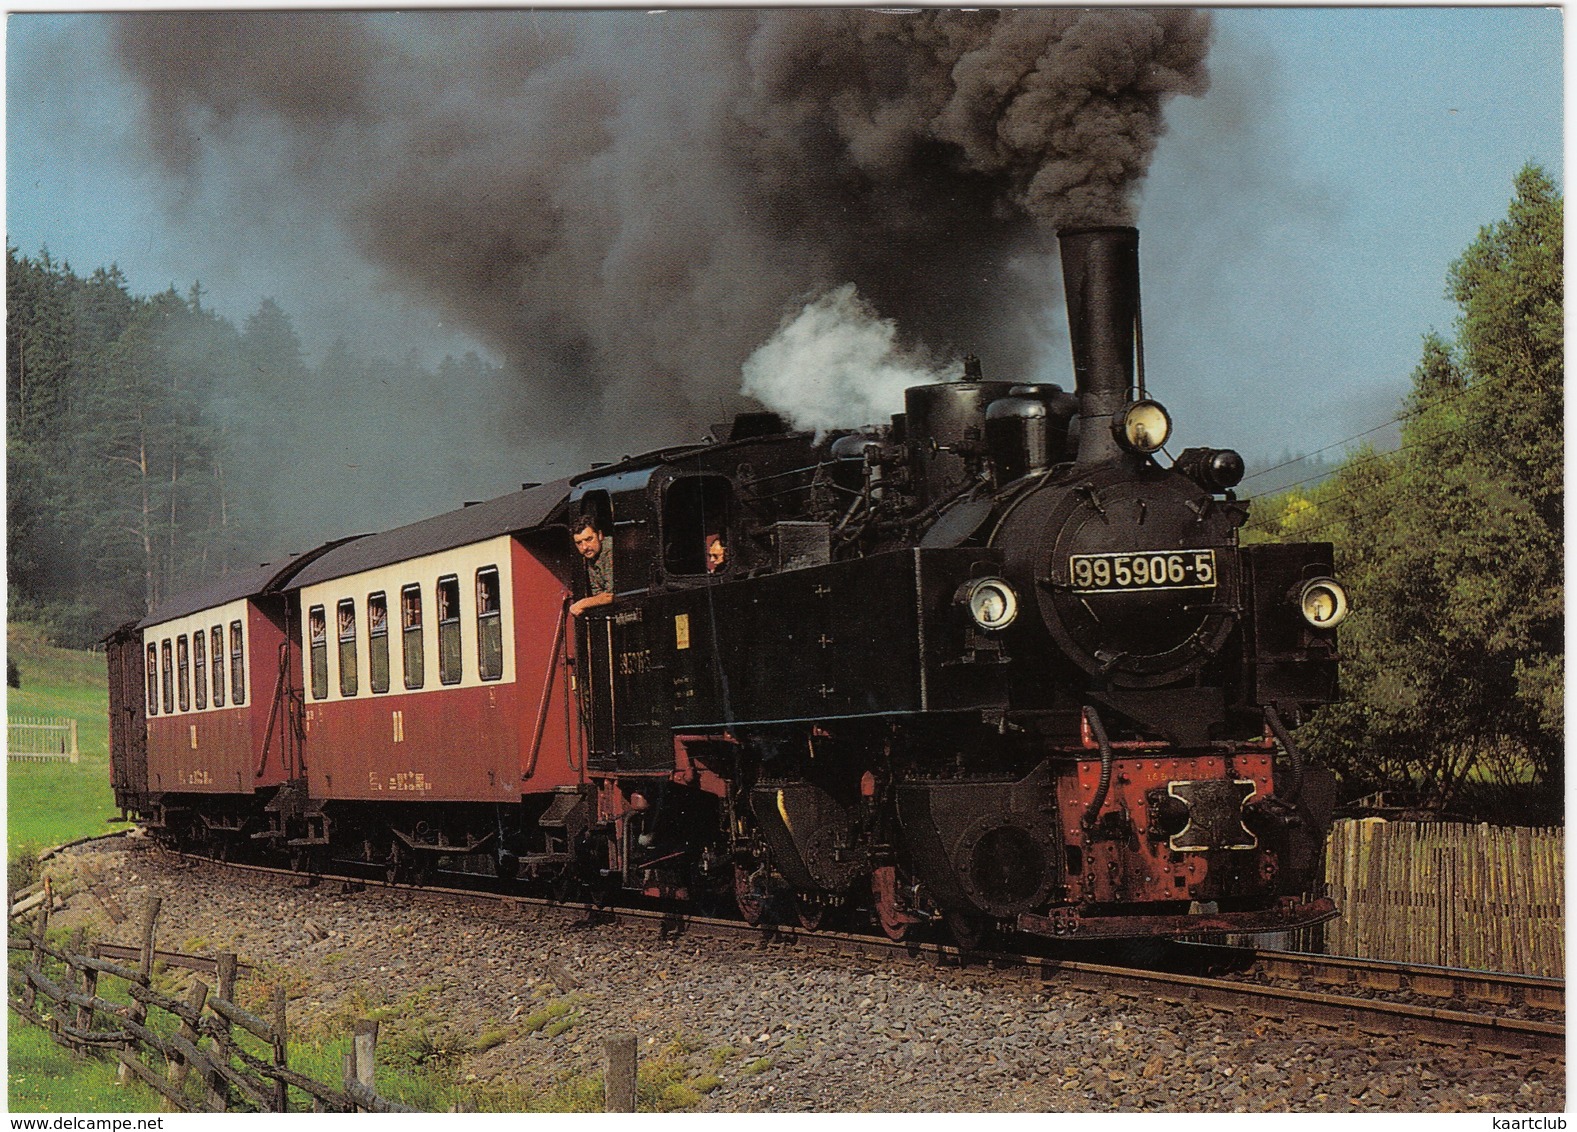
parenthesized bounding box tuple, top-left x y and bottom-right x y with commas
(1319, 819, 1564, 977)
(8, 717, 79, 762)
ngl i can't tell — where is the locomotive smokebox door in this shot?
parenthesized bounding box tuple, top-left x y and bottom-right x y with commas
(997, 462, 1241, 689)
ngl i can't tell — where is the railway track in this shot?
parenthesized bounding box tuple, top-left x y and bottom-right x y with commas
(121, 844, 1562, 1059)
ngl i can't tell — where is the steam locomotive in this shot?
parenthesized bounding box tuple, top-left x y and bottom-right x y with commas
(107, 226, 1345, 944)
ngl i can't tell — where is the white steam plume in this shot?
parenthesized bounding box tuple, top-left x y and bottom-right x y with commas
(741, 285, 956, 432)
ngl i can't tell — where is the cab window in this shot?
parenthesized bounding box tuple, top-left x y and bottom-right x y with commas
(663, 475, 734, 577)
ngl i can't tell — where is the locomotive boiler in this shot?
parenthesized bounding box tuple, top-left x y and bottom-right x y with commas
(108, 225, 1345, 945)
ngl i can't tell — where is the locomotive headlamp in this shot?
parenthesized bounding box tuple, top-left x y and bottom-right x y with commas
(962, 577, 1019, 631)
(1115, 399, 1172, 454)
(1297, 577, 1350, 629)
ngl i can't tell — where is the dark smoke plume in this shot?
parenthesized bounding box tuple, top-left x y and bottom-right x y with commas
(110, 9, 1211, 453)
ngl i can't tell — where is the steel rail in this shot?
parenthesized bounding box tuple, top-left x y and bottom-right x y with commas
(113, 846, 1566, 1058)
(1172, 941, 1564, 1014)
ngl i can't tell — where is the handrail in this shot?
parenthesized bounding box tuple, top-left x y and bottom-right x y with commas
(523, 597, 571, 781)
(255, 643, 291, 779)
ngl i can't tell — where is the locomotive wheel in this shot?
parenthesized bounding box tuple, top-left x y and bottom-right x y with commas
(734, 864, 767, 925)
(549, 865, 582, 904)
(871, 866, 923, 942)
(793, 894, 825, 931)
(943, 907, 991, 952)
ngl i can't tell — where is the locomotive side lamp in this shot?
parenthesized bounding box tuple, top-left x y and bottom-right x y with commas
(1173, 446, 1246, 492)
(1297, 577, 1350, 629)
(959, 577, 1019, 630)
(1115, 399, 1172, 453)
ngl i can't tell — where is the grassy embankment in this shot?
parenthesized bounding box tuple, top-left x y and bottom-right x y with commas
(4, 625, 749, 1112)
(7, 622, 164, 1111)
(7, 622, 123, 866)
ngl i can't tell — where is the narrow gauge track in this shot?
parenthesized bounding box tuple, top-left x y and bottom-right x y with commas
(138, 845, 1562, 1059)
(1169, 942, 1564, 1018)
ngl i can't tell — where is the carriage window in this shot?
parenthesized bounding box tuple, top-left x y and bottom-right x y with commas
(663, 475, 735, 576)
(146, 644, 159, 715)
(230, 621, 246, 705)
(193, 631, 207, 710)
(368, 592, 390, 694)
(437, 575, 462, 685)
(210, 626, 225, 708)
(337, 599, 359, 696)
(177, 636, 191, 712)
(402, 585, 425, 690)
(161, 640, 174, 715)
(476, 567, 503, 681)
(308, 606, 328, 701)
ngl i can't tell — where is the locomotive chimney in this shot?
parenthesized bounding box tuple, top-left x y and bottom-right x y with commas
(1058, 226, 1141, 468)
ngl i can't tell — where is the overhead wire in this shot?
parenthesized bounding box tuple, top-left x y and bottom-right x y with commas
(1237, 371, 1509, 493)
(1239, 391, 1515, 542)
(1241, 410, 1508, 540)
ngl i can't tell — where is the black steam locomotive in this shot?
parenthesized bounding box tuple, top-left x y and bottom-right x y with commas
(110, 225, 1344, 944)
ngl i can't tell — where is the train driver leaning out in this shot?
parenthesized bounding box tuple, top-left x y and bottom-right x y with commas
(705, 533, 727, 574)
(570, 513, 613, 617)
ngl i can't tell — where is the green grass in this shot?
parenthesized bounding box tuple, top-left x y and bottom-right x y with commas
(7, 623, 123, 858)
(8, 1012, 166, 1113)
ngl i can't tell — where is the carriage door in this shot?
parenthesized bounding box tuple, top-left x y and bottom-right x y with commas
(105, 624, 148, 798)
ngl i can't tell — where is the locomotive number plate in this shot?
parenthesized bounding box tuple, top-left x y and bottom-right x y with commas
(1069, 550, 1217, 593)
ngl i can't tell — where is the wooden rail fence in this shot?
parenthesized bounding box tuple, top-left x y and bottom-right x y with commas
(1319, 819, 1564, 977)
(7, 886, 642, 1112)
(8, 717, 79, 762)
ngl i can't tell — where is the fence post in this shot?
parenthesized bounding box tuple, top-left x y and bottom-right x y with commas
(343, 1049, 359, 1113)
(69, 717, 79, 762)
(272, 985, 290, 1113)
(21, 877, 55, 1013)
(604, 1033, 637, 1112)
(165, 980, 211, 1111)
(70, 927, 95, 1037)
(118, 896, 161, 1087)
(353, 1019, 379, 1091)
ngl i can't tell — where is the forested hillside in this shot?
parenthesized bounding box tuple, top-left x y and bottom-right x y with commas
(1244, 166, 1563, 819)
(6, 248, 518, 647)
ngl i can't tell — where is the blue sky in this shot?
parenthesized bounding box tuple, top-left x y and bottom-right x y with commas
(5, 7, 1564, 490)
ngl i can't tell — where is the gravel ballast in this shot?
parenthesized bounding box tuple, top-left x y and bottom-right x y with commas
(26, 837, 1565, 1113)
